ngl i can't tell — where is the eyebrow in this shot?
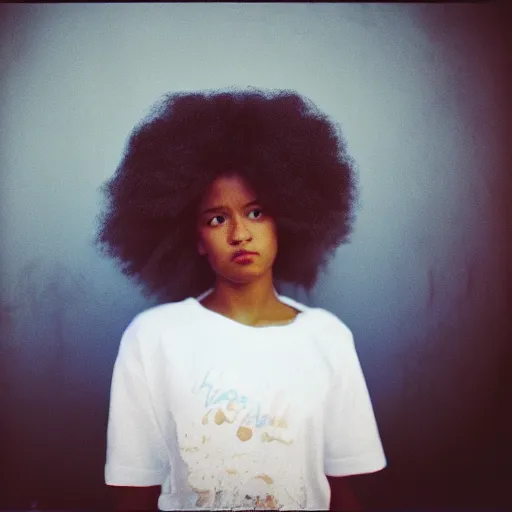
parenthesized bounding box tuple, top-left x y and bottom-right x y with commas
(201, 200, 259, 216)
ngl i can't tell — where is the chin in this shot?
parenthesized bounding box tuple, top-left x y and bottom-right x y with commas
(221, 268, 266, 284)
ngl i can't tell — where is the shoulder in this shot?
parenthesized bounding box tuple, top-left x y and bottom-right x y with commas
(304, 305, 354, 344)
(119, 297, 196, 349)
(133, 297, 194, 327)
(295, 306, 357, 384)
(280, 294, 351, 334)
(279, 292, 354, 345)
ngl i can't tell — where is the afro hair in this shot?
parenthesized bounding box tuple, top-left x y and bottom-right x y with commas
(94, 87, 358, 303)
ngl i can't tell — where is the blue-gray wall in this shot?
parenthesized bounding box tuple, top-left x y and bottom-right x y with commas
(1, 4, 509, 509)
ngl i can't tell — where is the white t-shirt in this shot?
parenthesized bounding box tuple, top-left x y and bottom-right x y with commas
(105, 288, 386, 511)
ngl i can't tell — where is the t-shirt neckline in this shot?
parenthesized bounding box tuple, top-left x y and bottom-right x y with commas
(189, 288, 307, 331)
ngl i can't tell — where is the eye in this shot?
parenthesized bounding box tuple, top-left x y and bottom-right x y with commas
(207, 209, 263, 227)
(248, 208, 263, 220)
(207, 215, 225, 227)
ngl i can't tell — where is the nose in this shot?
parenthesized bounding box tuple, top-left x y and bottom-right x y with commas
(230, 215, 252, 244)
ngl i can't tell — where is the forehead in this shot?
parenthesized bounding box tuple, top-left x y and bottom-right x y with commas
(200, 175, 256, 204)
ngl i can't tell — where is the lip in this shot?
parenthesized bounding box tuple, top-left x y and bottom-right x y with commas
(232, 250, 259, 261)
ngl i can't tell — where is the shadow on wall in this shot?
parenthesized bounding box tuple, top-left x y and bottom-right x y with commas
(2, 258, 93, 393)
(1, 258, 117, 510)
(362, 260, 509, 510)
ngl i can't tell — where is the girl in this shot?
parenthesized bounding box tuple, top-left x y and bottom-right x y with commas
(96, 88, 386, 511)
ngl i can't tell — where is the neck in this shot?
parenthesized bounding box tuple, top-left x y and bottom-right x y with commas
(205, 277, 281, 322)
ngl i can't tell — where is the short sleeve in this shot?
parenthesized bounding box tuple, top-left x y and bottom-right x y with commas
(324, 323, 387, 477)
(105, 315, 170, 486)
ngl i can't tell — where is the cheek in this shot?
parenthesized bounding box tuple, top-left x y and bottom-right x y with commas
(265, 222, 279, 244)
(198, 231, 222, 257)
(197, 228, 213, 256)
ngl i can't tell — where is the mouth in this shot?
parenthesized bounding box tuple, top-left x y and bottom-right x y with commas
(232, 251, 259, 261)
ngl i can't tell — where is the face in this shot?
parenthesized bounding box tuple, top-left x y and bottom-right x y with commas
(196, 174, 278, 285)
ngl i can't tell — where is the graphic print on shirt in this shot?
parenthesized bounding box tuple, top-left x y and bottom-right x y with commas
(176, 367, 308, 510)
